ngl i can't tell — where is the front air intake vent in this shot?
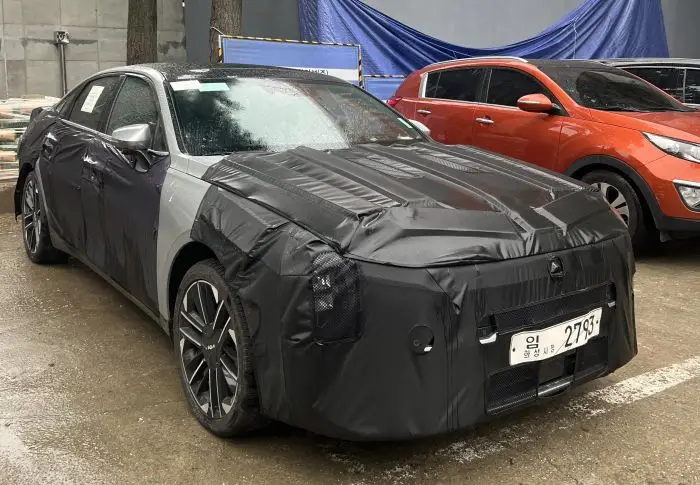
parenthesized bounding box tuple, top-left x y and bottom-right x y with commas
(311, 251, 362, 343)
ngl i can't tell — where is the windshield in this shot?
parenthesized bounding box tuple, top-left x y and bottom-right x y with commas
(540, 66, 693, 112)
(169, 78, 422, 156)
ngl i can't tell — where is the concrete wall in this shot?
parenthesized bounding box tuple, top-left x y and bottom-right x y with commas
(0, 0, 186, 98)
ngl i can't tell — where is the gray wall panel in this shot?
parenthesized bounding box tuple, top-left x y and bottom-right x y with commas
(242, 0, 300, 40)
(662, 0, 700, 58)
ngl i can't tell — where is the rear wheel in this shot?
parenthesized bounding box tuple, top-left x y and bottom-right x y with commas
(21, 171, 67, 264)
(173, 259, 265, 436)
(581, 170, 655, 248)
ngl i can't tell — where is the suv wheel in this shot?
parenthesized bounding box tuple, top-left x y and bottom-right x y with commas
(581, 170, 654, 247)
(173, 259, 265, 436)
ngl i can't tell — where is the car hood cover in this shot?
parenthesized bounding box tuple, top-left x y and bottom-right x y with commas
(202, 142, 627, 266)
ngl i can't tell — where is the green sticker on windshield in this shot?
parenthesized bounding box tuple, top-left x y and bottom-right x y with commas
(199, 83, 230, 92)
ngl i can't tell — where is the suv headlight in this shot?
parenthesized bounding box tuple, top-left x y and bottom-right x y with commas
(644, 132, 700, 163)
(674, 180, 700, 210)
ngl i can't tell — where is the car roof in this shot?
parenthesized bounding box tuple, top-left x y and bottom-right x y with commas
(601, 58, 700, 67)
(421, 57, 611, 72)
(103, 63, 345, 83)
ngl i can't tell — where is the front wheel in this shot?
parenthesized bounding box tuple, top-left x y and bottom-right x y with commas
(173, 259, 265, 437)
(21, 171, 67, 264)
(581, 170, 655, 248)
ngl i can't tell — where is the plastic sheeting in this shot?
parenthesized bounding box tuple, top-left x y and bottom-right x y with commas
(193, 142, 637, 439)
(299, 0, 670, 76)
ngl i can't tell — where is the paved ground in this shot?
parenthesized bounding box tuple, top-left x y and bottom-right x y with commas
(0, 212, 698, 485)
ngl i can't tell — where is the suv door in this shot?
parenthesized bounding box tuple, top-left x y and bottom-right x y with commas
(471, 68, 564, 168)
(98, 75, 169, 312)
(414, 68, 486, 145)
(42, 75, 122, 254)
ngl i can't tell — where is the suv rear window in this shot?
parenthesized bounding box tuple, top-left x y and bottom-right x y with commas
(424, 68, 485, 102)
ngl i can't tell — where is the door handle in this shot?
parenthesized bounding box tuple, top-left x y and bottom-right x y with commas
(416, 109, 432, 115)
(476, 117, 495, 125)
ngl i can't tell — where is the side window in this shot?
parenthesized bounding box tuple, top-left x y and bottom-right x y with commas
(486, 69, 546, 107)
(625, 67, 684, 102)
(68, 76, 122, 131)
(425, 68, 485, 102)
(106, 77, 162, 150)
(684, 69, 700, 105)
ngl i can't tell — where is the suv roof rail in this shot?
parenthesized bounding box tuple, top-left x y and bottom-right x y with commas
(427, 56, 529, 68)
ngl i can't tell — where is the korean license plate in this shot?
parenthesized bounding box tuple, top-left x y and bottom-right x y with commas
(509, 308, 602, 366)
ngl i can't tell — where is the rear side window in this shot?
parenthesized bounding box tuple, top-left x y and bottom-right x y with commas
(684, 69, 700, 105)
(625, 67, 684, 102)
(486, 68, 546, 107)
(68, 76, 121, 131)
(424, 68, 485, 102)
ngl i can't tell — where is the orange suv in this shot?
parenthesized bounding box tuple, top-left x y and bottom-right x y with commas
(391, 57, 700, 246)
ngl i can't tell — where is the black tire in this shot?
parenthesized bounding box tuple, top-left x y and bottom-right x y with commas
(173, 258, 265, 437)
(581, 170, 655, 248)
(21, 171, 67, 264)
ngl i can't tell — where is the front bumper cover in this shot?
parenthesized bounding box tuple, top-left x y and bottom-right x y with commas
(275, 234, 636, 441)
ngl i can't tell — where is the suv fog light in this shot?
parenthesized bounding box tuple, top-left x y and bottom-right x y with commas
(675, 181, 700, 210)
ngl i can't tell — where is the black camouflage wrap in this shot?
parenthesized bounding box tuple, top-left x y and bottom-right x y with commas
(191, 142, 636, 440)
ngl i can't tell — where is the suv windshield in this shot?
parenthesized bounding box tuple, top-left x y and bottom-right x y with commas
(540, 65, 693, 112)
(169, 78, 422, 156)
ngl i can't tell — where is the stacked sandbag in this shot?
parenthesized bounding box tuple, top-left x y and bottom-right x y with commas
(0, 96, 60, 172)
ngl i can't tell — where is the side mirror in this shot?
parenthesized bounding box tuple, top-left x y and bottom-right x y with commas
(408, 119, 431, 138)
(517, 93, 554, 114)
(111, 123, 151, 151)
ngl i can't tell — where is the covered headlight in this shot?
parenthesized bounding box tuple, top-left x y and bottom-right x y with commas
(644, 132, 700, 163)
(310, 251, 362, 342)
(674, 181, 700, 210)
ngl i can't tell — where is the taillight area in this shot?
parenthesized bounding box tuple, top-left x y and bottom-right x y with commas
(387, 96, 402, 107)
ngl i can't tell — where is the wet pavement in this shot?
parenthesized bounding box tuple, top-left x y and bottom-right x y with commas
(0, 212, 698, 485)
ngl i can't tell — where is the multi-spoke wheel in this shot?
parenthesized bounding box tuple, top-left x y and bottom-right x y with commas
(20, 171, 66, 264)
(592, 182, 630, 227)
(581, 170, 654, 248)
(173, 259, 264, 436)
(22, 173, 41, 254)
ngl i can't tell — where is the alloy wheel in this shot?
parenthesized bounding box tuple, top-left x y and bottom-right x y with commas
(178, 280, 239, 419)
(593, 182, 630, 226)
(22, 177, 41, 253)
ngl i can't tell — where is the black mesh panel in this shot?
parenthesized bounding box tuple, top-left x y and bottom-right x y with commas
(311, 252, 362, 342)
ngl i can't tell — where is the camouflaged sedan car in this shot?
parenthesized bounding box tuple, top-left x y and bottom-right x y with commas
(15, 64, 637, 441)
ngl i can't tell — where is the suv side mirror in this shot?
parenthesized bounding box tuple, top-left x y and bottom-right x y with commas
(408, 119, 431, 138)
(517, 93, 554, 114)
(111, 123, 151, 152)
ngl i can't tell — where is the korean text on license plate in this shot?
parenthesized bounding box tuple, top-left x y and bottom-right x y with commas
(510, 307, 602, 366)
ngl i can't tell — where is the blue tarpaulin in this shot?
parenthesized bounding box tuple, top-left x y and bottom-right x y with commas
(299, 0, 669, 76)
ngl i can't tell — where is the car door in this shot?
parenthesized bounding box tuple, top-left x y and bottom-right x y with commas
(471, 68, 564, 169)
(41, 75, 123, 254)
(414, 67, 486, 145)
(682, 68, 700, 106)
(95, 75, 170, 313)
(623, 66, 685, 103)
